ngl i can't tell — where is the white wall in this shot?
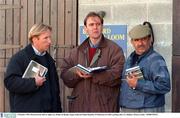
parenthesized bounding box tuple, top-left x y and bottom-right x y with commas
(78, 0, 172, 112)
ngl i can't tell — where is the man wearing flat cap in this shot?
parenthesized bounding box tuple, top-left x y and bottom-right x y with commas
(119, 24, 170, 112)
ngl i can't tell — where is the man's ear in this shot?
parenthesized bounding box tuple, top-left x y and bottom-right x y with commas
(83, 26, 89, 36)
(149, 36, 153, 46)
(130, 39, 133, 45)
(83, 25, 87, 33)
(31, 37, 38, 43)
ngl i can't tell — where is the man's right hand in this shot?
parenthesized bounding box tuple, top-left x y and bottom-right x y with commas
(34, 75, 46, 87)
(126, 73, 138, 89)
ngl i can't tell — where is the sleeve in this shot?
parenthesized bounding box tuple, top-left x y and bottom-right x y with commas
(60, 49, 83, 88)
(136, 57, 171, 94)
(4, 55, 39, 94)
(92, 46, 125, 87)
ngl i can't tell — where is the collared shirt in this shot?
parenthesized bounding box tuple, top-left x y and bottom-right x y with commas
(32, 45, 46, 56)
(89, 40, 100, 48)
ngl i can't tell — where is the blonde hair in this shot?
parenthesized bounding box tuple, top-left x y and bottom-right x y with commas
(28, 23, 52, 43)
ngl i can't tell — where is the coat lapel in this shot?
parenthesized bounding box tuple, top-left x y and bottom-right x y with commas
(90, 49, 101, 66)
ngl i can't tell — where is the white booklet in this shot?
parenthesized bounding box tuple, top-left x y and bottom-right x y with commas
(125, 66, 143, 79)
(22, 60, 48, 78)
(73, 64, 107, 74)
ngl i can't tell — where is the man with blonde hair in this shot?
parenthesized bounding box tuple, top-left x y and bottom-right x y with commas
(4, 23, 62, 112)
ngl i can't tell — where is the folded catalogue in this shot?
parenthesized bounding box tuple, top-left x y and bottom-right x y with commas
(72, 64, 107, 74)
(22, 60, 48, 78)
(125, 66, 143, 80)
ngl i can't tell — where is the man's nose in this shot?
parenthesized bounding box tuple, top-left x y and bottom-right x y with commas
(137, 40, 143, 45)
(48, 38, 52, 44)
(93, 24, 98, 29)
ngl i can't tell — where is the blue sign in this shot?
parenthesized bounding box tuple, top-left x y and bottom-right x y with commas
(79, 25, 127, 57)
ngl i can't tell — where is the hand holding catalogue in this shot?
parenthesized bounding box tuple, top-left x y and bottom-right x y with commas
(76, 69, 92, 79)
(125, 66, 143, 89)
(22, 60, 48, 79)
(74, 64, 107, 75)
(125, 66, 143, 80)
(22, 60, 48, 86)
(126, 73, 138, 89)
(35, 74, 46, 86)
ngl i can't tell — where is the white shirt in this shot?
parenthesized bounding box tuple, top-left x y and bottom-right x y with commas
(32, 45, 46, 56)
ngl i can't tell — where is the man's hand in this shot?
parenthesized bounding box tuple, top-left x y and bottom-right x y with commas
(126, 73, 138, 89)
(34, 75, 46, 87)
(76, 69, 92, 79)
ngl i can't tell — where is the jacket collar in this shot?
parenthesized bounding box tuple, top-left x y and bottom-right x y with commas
(24, 44, 49, 61)
(32, 45, 46, 56)
(78, 34, 108, 50)
(78, 35, 107, 66)
(24, 44, 37, 59)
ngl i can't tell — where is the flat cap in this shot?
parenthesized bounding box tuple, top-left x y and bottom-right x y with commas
(129, 24, 151, 39)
